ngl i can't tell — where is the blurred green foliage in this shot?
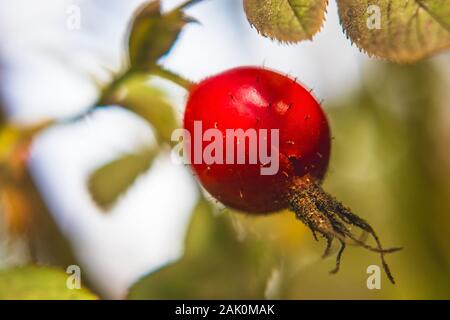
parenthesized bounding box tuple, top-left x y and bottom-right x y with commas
(0, 266, 96, 299)
(129, 199, 279, 299)
(88, 146, 159, 210)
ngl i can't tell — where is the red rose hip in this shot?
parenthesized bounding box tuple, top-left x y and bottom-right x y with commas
(184, 66, 330, 213)
(183, 66, 401, 283)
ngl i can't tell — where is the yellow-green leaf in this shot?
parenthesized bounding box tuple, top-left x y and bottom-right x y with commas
(243, 0, 328, 42)
(0, 266, 97, 300)
(88, 147, 158, 210)
(128, 0, 192, 70)
(417, 0, 450, 29)
(337, 0, 450, 63)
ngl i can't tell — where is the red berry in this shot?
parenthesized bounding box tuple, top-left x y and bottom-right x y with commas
(184, 66, 330, 213)
(182, 66, 401, 284)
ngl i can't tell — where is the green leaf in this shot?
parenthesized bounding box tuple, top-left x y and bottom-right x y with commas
(88, 147, 158, 210)
(0, 266, 97, 300)
(127, 200, 279, 299)
(119, 76, 179, 143)
(243, 0, 328, 42)
(337, 0, 450, 63)
(417, 0, 450, 29)
(128, 0, 193, 70)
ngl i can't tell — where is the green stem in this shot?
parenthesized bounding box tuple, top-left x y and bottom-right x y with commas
(96, 69, 136, 106)
(151, 66, 194, 91)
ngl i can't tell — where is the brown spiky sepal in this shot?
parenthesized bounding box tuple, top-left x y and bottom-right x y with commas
(287, 176, 402, 284)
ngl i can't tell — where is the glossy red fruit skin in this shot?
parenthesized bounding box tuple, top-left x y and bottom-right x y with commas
(184, 67, 331, 213)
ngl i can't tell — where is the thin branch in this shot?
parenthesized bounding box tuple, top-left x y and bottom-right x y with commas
(151, 66, 194, 91)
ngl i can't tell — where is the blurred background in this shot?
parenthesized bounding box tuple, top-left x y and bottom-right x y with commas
(0, 0, 449, 299)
